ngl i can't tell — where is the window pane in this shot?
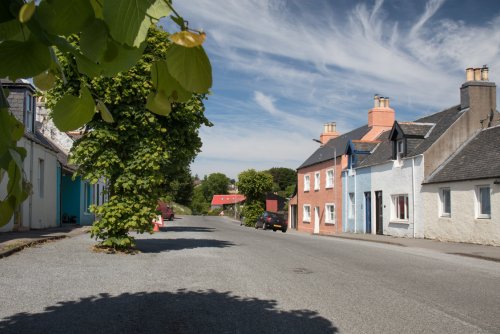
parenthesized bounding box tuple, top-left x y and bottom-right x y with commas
(398, 196, 405, 219)
(443, 189, 450, 214)
(480, 187, 491, 215)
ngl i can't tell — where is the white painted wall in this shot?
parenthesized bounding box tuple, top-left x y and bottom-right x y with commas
(0, 137, 58, 231)
(370, 155, 425, 238)
(422, 179, 500, 246)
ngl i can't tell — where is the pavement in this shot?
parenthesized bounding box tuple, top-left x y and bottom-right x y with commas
(0, 224, 91, 259)
(231, 218, 500, 262)
(1, 220, 499, 262)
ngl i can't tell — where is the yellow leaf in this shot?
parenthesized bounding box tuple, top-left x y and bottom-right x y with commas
(96, 100, 114, 123)
(170, 31, 206, 48)
(19, 1, 36, 23)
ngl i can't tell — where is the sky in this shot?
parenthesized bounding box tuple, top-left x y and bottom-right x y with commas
(171, 0, 500, 180)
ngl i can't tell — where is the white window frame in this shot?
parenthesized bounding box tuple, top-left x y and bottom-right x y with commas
(348, 193, 355, 219)
(439, 187, 451, 217)
(476, 185, 491, 219)
(38, 159, 44, 198)
(303, 204, 311, 222)
(391, 194, 409, 221)
(325, 169, 334, 188)
(314, 172, 320, 190)
(304, 174, 310, 192)
(397, 139, 405, 159)
(325, 203, 336, 224)
(25, 92, 34, 132)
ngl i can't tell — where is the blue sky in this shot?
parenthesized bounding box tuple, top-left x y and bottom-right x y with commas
(172, 0, 500, 179)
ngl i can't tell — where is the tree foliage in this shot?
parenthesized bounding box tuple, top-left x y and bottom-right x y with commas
(265, 167, 296, 197)
(201, 172, 230, 200)
(237, 169, 273, 204)
(0, 0, 212, 227)
(45, 28, 211, 249)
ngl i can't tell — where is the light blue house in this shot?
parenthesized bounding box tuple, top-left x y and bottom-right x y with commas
(342, 139, 382, 234)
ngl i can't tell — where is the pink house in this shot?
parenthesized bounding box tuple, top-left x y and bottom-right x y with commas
(289, 95, 395, 235)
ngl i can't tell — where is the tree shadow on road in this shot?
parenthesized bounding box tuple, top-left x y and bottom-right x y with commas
(160, 226, 216, 233)
(0, 290, 337, 333)
(134, 238, 235, 253)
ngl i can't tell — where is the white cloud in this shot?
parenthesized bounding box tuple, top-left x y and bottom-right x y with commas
(173, 0, 500, 178)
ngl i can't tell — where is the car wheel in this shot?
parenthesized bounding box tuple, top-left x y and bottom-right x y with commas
(281, 228, 287, 233)
(272, 228, 277, 232)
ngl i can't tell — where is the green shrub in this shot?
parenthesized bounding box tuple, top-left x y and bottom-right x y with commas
(241, 202, 264, 227)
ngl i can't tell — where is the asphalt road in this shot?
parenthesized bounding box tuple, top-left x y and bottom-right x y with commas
(0, 216, 499, 333)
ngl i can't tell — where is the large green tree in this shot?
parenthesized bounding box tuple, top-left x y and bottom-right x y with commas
(201, 172, 230, 200)
(237, 169, 273, 226)
(0, 0, 212, 227)
(265, 167, 296, 197)
(45, 27, 211, 249)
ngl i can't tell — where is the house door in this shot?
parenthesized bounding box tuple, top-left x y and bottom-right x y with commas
(314, 207, 320, 234)
(364, 192, 371, 234)
(375, 191, 383, 235)
(290, 205, 298, 229)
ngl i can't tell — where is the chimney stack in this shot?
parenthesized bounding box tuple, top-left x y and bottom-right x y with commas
(320, 122, 339, 144)
(368, 94, 395, 128)
(460, 66, 496, 111)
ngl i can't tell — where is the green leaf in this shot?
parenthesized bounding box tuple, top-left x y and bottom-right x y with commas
(97, 100, 114, 123)
(90, 0, 104, 19)
(36, 0, 94, 36)
(104, 0, 171, 47)
(0, 37, 51, 80)
(80, 19, 108, 62)
(52, 86, 96, 131)
(151, 60, 191, 103)
(0, 19, 29, 41)
(166, 45, 212, 93)
(146, 91, 171, 116)
(19, 1, 35, 23)
(76, 40, 145, 77)
(33, 71, 56, 91)
(0, 198, 15, 227)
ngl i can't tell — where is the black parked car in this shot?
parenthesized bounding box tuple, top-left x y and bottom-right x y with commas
(255, 211, 287, 233)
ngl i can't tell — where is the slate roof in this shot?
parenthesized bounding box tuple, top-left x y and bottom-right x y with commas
(398, 122, 434, 137)
(298, 125, 370, 169)
(352, 141, 379, 152)
(424, 125, 500, 184)
(359, 105, 462, 168)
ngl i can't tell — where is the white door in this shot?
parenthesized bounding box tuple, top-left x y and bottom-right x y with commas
(314, 207, 320, 234)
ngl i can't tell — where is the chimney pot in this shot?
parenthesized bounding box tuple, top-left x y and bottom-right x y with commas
(385, 97, 390, 108)
(474, 68, 481, 81)
(481, 65, 489, 81)
(374, 94, 380, 108)
(466, 67, 474, 81)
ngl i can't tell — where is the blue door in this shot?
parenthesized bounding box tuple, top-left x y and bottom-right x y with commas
(364, 192, 371, 234)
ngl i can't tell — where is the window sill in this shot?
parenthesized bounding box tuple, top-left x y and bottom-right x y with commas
(325, 185, 333, 189)
(440, 214, 451, 218)
(389, 220, 409, 224)
(302, 220, 311, 224)
(325, 221, 335, 225)
(304, 189, 310, 193)
(476, 215, 491, 219)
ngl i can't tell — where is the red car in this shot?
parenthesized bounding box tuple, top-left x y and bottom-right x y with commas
(157, 201, 175, 221)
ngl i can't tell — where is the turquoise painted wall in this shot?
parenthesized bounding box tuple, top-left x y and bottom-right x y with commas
(79, 182, 94, 226)
(61, 174, 81, 224)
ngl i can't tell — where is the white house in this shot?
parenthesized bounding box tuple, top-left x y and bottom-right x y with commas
(422, 125, 500, 246)
(347, 66, 499, 241)
(0, 80, 59, 231)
